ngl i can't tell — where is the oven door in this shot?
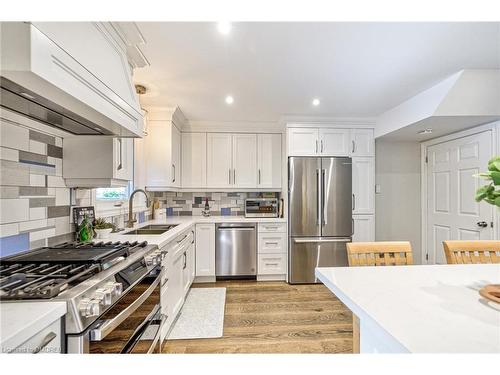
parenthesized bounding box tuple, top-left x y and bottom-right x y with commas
(88, 272, 165, 354)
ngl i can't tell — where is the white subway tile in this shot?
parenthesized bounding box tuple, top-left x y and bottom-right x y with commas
(0, 122, 29, 151)
(0, 199, 29, 224)
(55, 216, 71, 236)
(19, 219, 48, 232)
(30, 207, 47, 220)
(47, 176, 65, 187)
(29, 140, 46, 155)
(55, 189, 70, 206)
(30, 174, 46, 187)
(29, 227, 56, 241)
(0, 147, 18, 162)
(0, 223, 19, 237)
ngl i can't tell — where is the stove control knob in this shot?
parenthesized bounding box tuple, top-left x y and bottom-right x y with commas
(145, 254, 158, 266)
(105, 281, 123, 297)
(94, 288, 112, 306)
(78, 298, 100, 318)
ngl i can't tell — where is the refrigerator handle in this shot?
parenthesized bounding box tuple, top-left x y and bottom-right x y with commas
(316, 169, 321, 226)
(322, 169, 327, 225)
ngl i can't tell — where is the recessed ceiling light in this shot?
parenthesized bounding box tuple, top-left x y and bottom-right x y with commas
(225, 95, 234, 105)
(417, 128, 433, 135)
(312, 98, 320, 106)
(217, 22, 231, 35)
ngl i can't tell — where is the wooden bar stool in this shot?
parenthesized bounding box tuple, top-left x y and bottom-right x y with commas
(443, 241, 500, 264)
(346, 241, 413, 266)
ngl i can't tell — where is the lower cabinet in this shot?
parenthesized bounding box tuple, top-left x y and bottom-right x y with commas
(195, 224, 216, 280)
(257, 223, 287, 280)
(8, 318, 62, 354)
(352, 215, 375, 242)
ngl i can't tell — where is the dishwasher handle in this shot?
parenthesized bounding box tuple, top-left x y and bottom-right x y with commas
(217, 227, 255, 231)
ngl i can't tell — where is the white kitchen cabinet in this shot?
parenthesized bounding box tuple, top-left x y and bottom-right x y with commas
(258, 253, 287, 275)
(353, 215, 375, 242)
(195, 224, 216, 278)
(287, 128, 319, 156)
(232, 134, 257, 188)
(63, 137, 133, 187)
(183, 240, 195, 295)
(145, 120, 182, 189)
(352, 157, 375, 214)
(207, 133, 233, 188)
(258, 232, 287, 254)
(257, 222, 287, 280)
(351, 129, 375, 156)
(169, 245, 185, 320)
(257, 134, 282, 189)
(319, 128, 350, 156)
(181, 133, 207, 188)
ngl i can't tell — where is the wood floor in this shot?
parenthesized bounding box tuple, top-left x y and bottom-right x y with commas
(161, 281, 353, 354)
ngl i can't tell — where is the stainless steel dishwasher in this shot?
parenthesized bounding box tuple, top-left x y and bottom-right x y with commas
(215, 223, 257, 279)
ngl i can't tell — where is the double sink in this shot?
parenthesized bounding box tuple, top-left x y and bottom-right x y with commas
(122, 224, 178, 235)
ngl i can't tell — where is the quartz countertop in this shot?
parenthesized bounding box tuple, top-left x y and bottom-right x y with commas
(0, 301, 66, 352)
(316, 264, 500, 353)
(101, 216, 286, 249)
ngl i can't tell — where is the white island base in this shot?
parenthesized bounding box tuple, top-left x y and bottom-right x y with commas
(316, 264, 500, 353)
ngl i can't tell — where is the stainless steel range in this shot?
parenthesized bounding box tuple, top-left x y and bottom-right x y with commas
(0, 240, 168, 353)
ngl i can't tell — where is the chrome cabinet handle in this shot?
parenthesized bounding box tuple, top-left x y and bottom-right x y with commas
(117, 138, 123, 171)
(228, 169, 231, 185)
(33, 331, 57, 353)
(172, 164, 175, 183)
(233, 169, 236, 185)
(315, 140, 318, 154)
(352, 193, 355, 211)
(183, 252, 187, 269)
(351, 218, 355, 236)
(258, 169, 261, 185)
(320, 140, 324, 153)
(352, 140, 356, 154)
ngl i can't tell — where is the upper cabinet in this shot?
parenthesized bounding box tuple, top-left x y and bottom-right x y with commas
(144, 108, 186, 190)
(232, 134, 258, 188)
(288, 127, 374, 157)
(257, 134, 282, 189)
(352, 157, 375, 214)
(181, 133, 207, 188)
(0, 22, 144, 137)
(206, 133, 233, 188)
(63, 137, 133, 187)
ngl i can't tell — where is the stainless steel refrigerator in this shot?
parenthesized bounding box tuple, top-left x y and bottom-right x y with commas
(288, 157, 352, 284)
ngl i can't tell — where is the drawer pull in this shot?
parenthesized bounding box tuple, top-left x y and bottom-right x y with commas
(33, 331, 57, 354)
(265, 262, 279, 266)
(263, 258, 281, 261)
(265, 242, 279, 245)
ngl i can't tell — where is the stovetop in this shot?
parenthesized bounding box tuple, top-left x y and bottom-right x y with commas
(0, 241, 150, 300)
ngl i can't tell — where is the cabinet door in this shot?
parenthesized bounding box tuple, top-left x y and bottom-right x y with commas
(145, 121, 172, 187)
(232, 134, 257, 188)
(257, 134, 282, 189)
(351, 129, 374, 156)
(169, 250, 185, 318)
(114, 138, 133, 181)
(287, 128, 319, 156)
(352, 215, 375, 242)
(181, 133, 207, 188)
(206, 133, 232, 188)
(352, 157, 375, 214)
(319, 128, 350, 156)
(195, 224, 215, 277)
(171, 125, 181, 187)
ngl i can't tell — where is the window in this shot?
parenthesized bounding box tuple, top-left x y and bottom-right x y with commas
(96, 186, 129, 201)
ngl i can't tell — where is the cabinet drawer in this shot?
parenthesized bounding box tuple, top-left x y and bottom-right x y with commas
(258, 253, 287, 275)
(12, 319, 62, 354)
(258, 232, 286, 253)
(258, 222, 286, 233)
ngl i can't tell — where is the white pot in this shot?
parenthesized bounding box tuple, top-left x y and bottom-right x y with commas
(95, 228, 113, 239)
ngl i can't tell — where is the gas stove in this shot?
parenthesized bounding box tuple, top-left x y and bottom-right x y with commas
(0, 240, 165, 338)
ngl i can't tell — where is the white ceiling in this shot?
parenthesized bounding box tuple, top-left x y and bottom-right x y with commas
(133, 22, 500, 122)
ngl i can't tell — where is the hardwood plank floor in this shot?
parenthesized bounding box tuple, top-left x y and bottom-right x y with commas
(161, 281, 353, 354)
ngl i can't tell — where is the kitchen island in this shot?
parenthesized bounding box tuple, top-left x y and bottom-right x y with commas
(316, 264, 500, 353)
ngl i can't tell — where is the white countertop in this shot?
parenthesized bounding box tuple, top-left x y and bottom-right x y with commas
(316, 264, 500, 353)
(0, 301, 66, 352)
(102, 216, 286, 248)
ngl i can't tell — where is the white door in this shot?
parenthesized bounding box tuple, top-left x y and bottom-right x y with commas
(257, 133, 282, 189)
(171, 125, 181, 187)
(350, 129, 374, 156)
(352, 215, 375, 242)
(287, 128, 319, 156)
(181, 132, 207, 188)
(206, 133, 232, 188)
(352, 157, 375, 214)
(232, 134, 257, 188)
(195, 224, 215, 277)
(319, 128, 350, 156)
(426, 130, 494, 264)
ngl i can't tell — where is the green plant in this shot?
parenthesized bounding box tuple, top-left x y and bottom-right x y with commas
(475, 156, 500, 207)
(94, 217, 115, 230)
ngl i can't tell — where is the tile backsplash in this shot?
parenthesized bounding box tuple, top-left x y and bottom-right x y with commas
(0, 118, 74, 256)
(152, 192, 279, 216)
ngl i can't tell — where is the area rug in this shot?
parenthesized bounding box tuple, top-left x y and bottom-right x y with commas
(167, 287, 226, 340)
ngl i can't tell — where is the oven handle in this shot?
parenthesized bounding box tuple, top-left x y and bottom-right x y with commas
(121, 305, 165, 354)
(89, 274, 161, 341)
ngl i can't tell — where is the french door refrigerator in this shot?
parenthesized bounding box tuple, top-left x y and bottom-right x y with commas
(288, 157, 352, 284)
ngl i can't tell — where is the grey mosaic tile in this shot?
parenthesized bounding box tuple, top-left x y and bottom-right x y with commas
(47, 206, 70, 218)
(19, 150, 48, 164)
(30, 238, 47, 249)
(29, 197, 56, 208)
(29, 129, 55, 146)
(0, 186, 19, 199)
(48, 232, 75, 247)
(29, 163, 56, 176)
(47, 144, 63, 159)
(19, 187, 48, 197)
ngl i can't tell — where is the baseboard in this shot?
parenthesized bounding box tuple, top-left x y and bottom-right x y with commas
(194, 276, 216, 283)
(257, 274, 287, 281)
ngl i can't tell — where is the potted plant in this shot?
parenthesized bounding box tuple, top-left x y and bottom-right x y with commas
(475, 156, 500, 207)
(78, 214, 94, 242)
(94, 217, 115, 239)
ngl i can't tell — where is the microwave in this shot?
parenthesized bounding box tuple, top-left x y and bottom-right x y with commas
(245, 198, 279, 218)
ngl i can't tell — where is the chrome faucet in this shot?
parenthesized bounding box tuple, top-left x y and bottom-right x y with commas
(127, 189, 151, 228)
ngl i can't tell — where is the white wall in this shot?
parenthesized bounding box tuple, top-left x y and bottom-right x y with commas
(375, 140, 422, 263)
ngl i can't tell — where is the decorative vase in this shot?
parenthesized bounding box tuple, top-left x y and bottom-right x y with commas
(95, 228, 113, 239)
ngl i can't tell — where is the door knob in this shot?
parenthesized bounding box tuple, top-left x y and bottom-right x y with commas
(477, 221, 488, 228)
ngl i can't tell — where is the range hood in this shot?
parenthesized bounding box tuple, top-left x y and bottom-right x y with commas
(376, 69, 500, 140)
(0, 22, 144, 137)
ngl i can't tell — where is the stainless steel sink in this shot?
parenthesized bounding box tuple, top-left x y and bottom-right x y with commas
(122, 224, 177, 235)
